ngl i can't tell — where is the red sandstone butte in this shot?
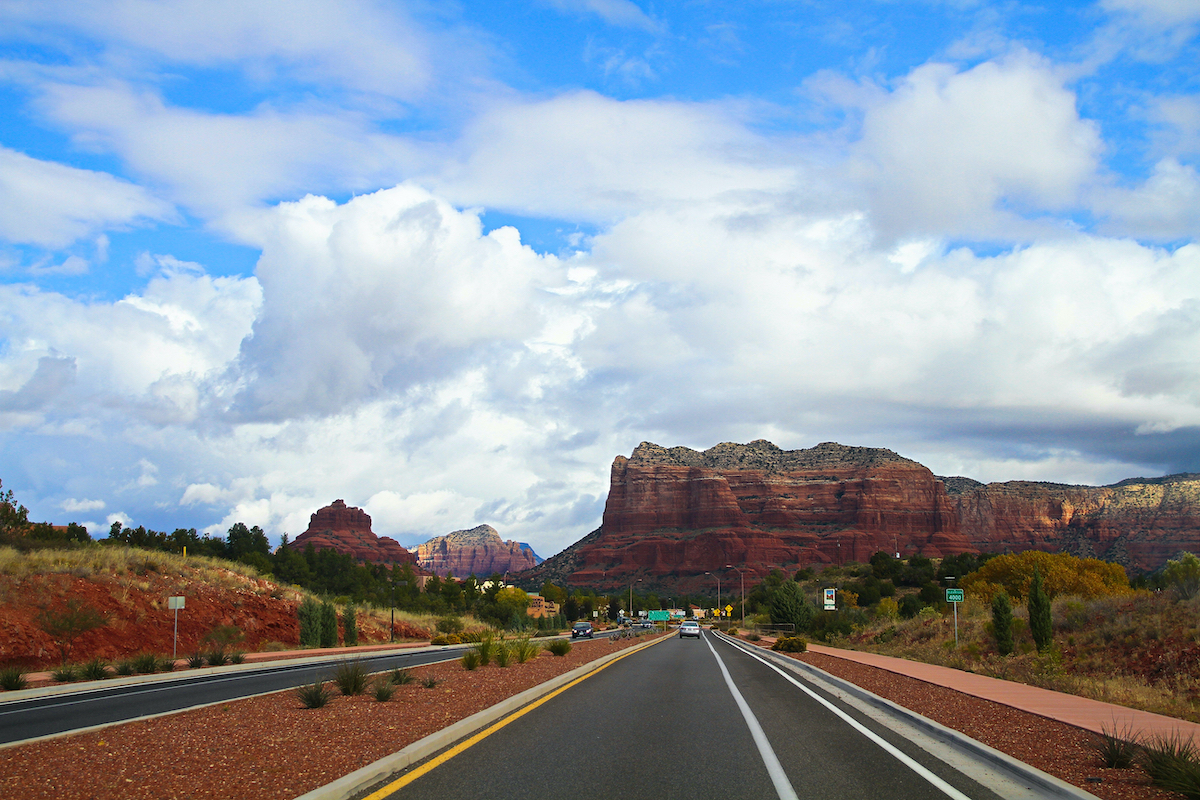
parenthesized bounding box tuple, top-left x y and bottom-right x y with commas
(415, 525, 539, 578)
(287, 499, 418, 567)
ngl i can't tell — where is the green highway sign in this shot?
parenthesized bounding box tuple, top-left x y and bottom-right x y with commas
(648, 610, 669, 621)
(946, 588, 964, 603)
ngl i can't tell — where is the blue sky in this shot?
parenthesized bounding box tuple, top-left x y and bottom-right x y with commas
(0, 0, 1198, 557)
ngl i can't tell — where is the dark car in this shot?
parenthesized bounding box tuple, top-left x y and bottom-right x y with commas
(571, 621, 594, 638)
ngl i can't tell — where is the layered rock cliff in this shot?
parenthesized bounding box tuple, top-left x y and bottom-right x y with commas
(287, 499, 418, 567)
(520, 441, 1200, 593)
(415, 525, 541, 578)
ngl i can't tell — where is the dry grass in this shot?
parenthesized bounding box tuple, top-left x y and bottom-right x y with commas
(836, 591, 1200, 723)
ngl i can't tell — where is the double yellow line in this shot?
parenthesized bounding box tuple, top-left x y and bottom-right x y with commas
(363, 633, 673, 799)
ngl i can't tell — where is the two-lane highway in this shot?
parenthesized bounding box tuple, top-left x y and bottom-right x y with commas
(363, 630, 1018, 800)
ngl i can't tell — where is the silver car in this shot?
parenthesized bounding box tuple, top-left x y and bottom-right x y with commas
(678, 620, 702, 638)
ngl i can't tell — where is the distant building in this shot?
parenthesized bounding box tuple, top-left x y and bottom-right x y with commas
(690, 604, 707, 619)
(526, 594, 559, 618)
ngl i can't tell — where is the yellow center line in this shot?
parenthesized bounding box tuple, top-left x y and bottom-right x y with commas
(362, 633, 674, 800)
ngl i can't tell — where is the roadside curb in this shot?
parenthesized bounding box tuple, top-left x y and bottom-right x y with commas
(296, 634, 669, 800)
(717, 633, 1099, 800)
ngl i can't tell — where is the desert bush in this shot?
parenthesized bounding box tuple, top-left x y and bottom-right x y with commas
(390, 667, 414, 685)
(343, 605, 358, 647)
(202, 623, 244, 648)
(81, 658, 110, 680)
(420, 675, 440, 689)
(372, 680, 395, 702)
(229, 651, 245, 664)
(37, 598, 107, 664)
(51, 663, 79, 682)
(332, 660, 369, 695)
(1164, 553, 1200, 601)
(1090, 724, 1139, 769)
(494, 640, 512, 667)
(436, 616, 465, 634)
(431, 634, 460, 646)
(114, 659, 136, 676)
(186, 651, 205, 668)
(204, 647, 229, 667)
(158, 656, 177, 672)
(132, 652, 161, 674)
(547, 639, 572, 656)
(296, 681, 331, 709)
(1140, 732, 1200, 795)
(474, 636, 496, 666)
(0, 666, 28, 691)
(746, 633, 761, 642)
(771, 636, 808, 653)
(961, 550, 1130, 601)
(876, 597, 899, 620)
(511, 636, 540, 663)
(991, 591, 1014, 656)
(461, 649, 481, 670)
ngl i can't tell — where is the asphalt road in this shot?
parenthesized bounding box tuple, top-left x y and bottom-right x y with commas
(0, 646, 465, 746)
(368, 630, 1008, 800)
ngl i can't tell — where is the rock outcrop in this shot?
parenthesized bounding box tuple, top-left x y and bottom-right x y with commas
(947, 474, 1200, 572)
(288, 500, 418, 567)
(415, 525, 541, 578)
(519, 441, 1200, 593)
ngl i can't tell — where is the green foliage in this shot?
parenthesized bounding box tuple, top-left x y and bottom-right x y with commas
(298, 596, 321, 647)
(771, 636, 808, 653)
(420, 675, 440, 688)
(547, 639, 572, 656)
(186, 651, 205, 668)
(1091, 724, 1139, 769)
(768, 581, 815, 633)
(203, 624, 244, 648)
(372, 680, 396, 702)
(0, 666, 28, 691)
(51, 663, 79, 682)
(204, 647, 229, 666)
(436, 616, 464, 634)
(431, 634, 461, 645)
(296, 681, 332, 708)
(332, 660, 369, 695)
(511, 636, 540, 663)
(961, 550, 1130, 601)
(1140, 732, 1200, 797)
(1028, 569, 1053, 653)
(133, 652, 161, 674)
(114, 659, 136, 676)
(991, 591, 1014, 656)
(343, 605, 358, 647)
(390, 667, 414, 685)
(229, 651, 246, 664)
(36, 598, 107, 663)
(319, 599, 338, 648)
(461, 649, 481, 670)
(474, 636, 496, 666)
(493, 640, 512, 667)
(158, 656, 177, 672)
(81, 658, 110, 680)
(1164, 553, 1200, 600)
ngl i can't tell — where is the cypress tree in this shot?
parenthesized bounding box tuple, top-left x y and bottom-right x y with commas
(298, 596, 321, 647)
(991, 591, 1013, 656)
(343, 605, 358, 647)
(1028, 568, 1052, 652)
(320, 600, 338, 648)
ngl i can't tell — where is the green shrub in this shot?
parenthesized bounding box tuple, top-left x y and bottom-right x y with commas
(186, 651, 205, 668)
(436, 616, 465, 634)
(511, 636, 540, 663)
(372, 680, 395, 702)
(494, 641, 512, 668)
(158, 656, 176, 672)
(296, 681, 331, 708)
(343, 605, 358, 647)
(771, 636, 808, 653)
(1090, 724, 1139, 769)
(746, 633, 761, 642)
(205, 647, 229, 667)
(461, 650, 481, 670)
(133, 652, 161, 674)
(81, 658, 110, 680)
(475, 636, 496, 666)
(420, 675, 440, 688)
(1140, 732, 1199, 790)
(431, 634, 460, 646)
(52, 664, 79, 682)
(0, 667, 28, 691)
(547, 639, 572, 656)
(391, 667, 414, 685)
(332, 660, 369, 695)
(229, 651, 245, 664)
(114, 659, 136, 676)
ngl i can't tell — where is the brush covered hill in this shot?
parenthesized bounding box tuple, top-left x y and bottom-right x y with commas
(0, 546, 417, 670)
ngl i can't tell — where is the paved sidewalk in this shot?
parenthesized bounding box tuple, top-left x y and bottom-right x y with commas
(806, 642, 1200, 742)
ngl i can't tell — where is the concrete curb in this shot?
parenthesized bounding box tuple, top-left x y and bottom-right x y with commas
(718, 634, 1099, 800)
(294, 634, 667, 800)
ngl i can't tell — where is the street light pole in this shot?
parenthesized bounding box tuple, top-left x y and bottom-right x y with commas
(726, 564, 746, 628)
(705, 571, 721, 622)
(629, 578, 641, 621)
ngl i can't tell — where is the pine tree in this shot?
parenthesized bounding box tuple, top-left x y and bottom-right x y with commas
(320, 600, 338, 648)
(298, 596, 321, 647)
(991, 591, 1013, 656)
(1028, 568, 1052, 652)
(343, 605, 358, 647)
(769, 580, 815, 634)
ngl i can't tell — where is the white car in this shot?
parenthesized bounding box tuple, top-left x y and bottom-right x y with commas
(678, 620, 702, 638)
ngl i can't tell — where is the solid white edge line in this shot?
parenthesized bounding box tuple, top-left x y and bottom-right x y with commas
(716, 635, 974, 800)
(704, 633, 801, 800)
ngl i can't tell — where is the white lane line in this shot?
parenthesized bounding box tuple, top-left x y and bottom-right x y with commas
(704, 633, 800, 800)
(720, 636, 973, 800)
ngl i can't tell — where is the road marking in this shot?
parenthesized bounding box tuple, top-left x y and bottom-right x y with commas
(704, 634, 800, 800)
(720, 637, 973, 800)
(360, 635, 672, 800)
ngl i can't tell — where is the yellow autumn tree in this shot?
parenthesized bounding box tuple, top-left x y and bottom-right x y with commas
(960, 551, 1130, 601)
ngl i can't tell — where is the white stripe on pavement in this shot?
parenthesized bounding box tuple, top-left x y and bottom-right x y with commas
(720, 636, 974, 800)
(704, 633, 800, 800)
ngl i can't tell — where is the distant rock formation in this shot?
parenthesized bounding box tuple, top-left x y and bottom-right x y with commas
(520, 440, 1200, 593)
(415, 525, 541, 578)
(288, 500, 418, 566)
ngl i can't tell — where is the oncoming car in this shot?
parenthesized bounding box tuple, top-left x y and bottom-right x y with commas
(571, 621, 594, 639)
(678, 620, 702, 638)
